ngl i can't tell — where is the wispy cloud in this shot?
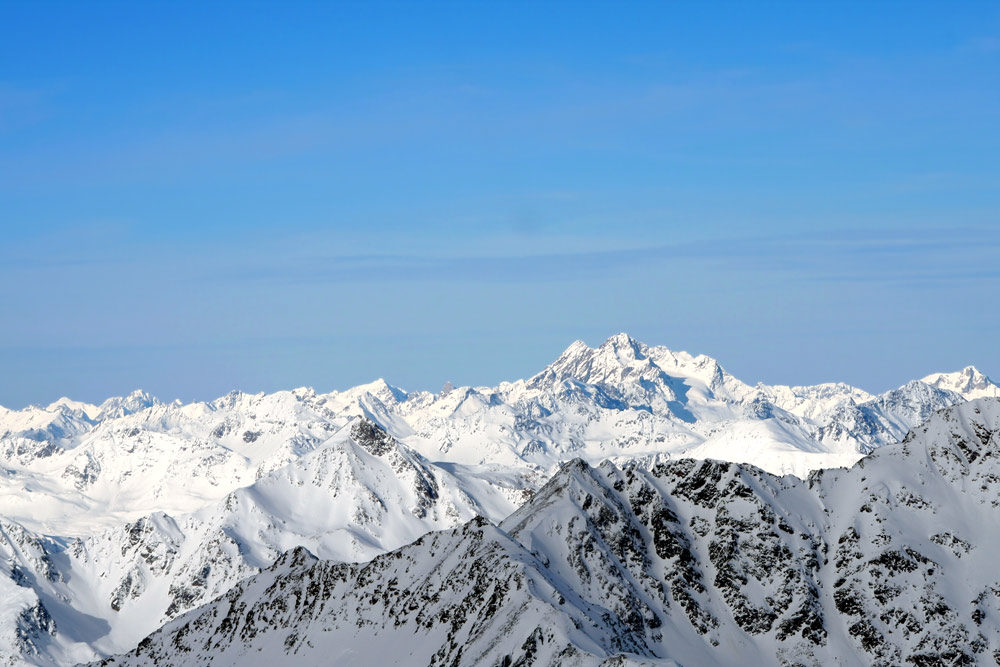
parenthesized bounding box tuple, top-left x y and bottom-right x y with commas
(0, 256, 118, 270)
(212, 226, 1000, 287)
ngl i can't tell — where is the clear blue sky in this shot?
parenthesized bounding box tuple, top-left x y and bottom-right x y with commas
(2, 1, 999, 407)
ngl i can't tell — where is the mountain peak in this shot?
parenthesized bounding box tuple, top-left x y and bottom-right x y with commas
(553, 333, 646, 361)
(551, 339, 592, 363)
(895, 397, 1000, 475)
(921, 365, 1000, 400)
(602, 331, 640, 347)
(361, 378, 408, 403)
(531, 334, 655, 390)
(96, 389, 160, 420)
(597, 332, 647, 361)
(46, 397, 101, 420)
(349, 417, 397, 457)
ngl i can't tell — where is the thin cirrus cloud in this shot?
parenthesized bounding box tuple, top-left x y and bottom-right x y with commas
(217, 226, 1000, 287)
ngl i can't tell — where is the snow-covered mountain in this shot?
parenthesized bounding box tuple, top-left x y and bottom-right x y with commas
(0, 334, 995, 664)
(100, 398, 1000, 666)
(3, 334, 992, 538)
(922, 366, 1000, 400)
(0, 418, 535, 665)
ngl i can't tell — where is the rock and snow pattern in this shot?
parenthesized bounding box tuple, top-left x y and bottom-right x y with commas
(0, 334, 993, 664)
(100, 398, 1000, 666)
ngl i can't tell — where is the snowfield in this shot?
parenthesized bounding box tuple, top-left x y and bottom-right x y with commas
(0, 334, 994, 664)
(100, 399, 1000, 667)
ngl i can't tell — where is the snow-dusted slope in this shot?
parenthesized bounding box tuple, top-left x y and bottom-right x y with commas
(0, 419, 533, 665)
(922, 366, 1000, 400)
(0, 388, 338, 536)
(389, 333, 989, 478)
(0, 334, 993, 538)
(0, 334, 994, 664)
(102, 398, 1000, 666)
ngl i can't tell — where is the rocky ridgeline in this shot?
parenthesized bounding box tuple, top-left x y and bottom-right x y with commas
(98, 399, 1000, 666)
(0, 335, 997, 664)
(1, 334, 996, 541)
(0, 418, 529, 666)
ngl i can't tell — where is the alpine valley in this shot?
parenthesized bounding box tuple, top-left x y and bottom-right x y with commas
(0, 334, 997, 666)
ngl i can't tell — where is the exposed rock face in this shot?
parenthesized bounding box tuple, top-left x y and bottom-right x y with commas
(0, 335, 996, 664)
(0, 417, 533, 666)
(350, 418, 396, 457)
(0, 333, 993, 543)
(98, 399, 1000, 667)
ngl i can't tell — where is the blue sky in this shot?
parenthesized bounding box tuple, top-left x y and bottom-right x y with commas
(2, 1, 999, 406)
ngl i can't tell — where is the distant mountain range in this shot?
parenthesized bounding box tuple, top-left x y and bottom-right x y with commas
(0, 334, 995, 665)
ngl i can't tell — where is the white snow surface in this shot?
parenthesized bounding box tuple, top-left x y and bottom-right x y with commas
(0, 334, 992, 537)
(98, 398, 1000, 666)
(0, 334, 993, 664)
(921, 365, 1000, 400)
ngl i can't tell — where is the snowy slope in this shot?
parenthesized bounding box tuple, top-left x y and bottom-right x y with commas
(0, 334, 993, 538)
(101, 398, 1000, 666)
(388, 333, 987, 478)
(922, 366, 1000, 400)
(0, 334, 992, 664)
(0, 419, 533, 665)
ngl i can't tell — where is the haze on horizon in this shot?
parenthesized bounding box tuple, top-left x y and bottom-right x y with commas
(2, 1, 999, 407)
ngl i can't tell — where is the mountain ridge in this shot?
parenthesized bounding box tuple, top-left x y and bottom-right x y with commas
(0, 335, 996, 664)
(97, 398, 1000, 667)
(0, 334, 995, 539)
(6, 333, 995, 419)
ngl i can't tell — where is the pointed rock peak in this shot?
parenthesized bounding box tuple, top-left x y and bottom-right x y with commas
(957, 365, 993, 385)
(358, 378, 408, 403)
(692, 352, 723, 371)
(526, 341, 593, 387)
(560, 457, 594, 475)
(529, 334, 675, 394)
(97, 389, 161, 419)
(897, 378, 933, 391)
(271, 545, 319, 571)
(897, 397, 1000, 471)
(598, 332, 647, 360)
(921, 366, 1000, 399)
(291, 386, 317, 399)
(210, 390, 248, 410)
(129, 389, 161, 408)
(555, 339, 593, 361)
(46, 397, 101, 420)
(881, 379, 959, 406)
(550, 334, 648, 368)
(500, 457, 637, 540)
